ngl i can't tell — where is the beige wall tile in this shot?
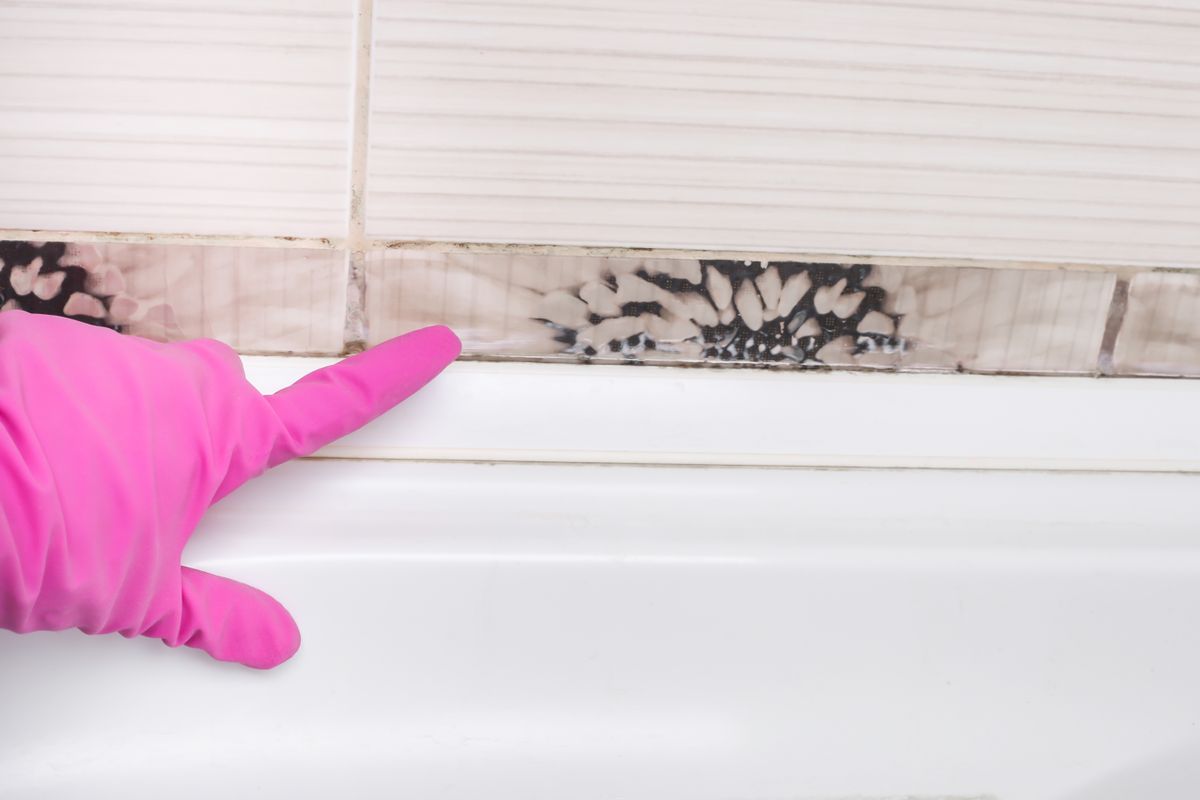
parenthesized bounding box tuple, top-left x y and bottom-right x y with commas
(0, 1, 353, 238)
(368, 0, 1200, 267)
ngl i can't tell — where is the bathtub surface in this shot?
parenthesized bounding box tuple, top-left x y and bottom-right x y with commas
(5, 458, 1200, 799)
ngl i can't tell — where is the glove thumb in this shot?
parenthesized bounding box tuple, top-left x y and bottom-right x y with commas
(168, 567, 301, 669)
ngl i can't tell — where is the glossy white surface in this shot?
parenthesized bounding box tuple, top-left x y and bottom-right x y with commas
(247, 357, 1200, 472)
(0, 0, 353, 238)
(4, 459, 1200, 799)
(367, 0, 1200, 267)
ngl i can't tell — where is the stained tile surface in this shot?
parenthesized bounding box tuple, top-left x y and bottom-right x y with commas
(366, 249, 1113, 374)
(5, 239, 1192, 376)
(1113, 272, 1200, 377)
(1, 241, 346, 354)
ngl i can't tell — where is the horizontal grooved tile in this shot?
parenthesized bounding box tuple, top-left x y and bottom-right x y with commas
(368, 0, 1200, 266)
(0, 0, 355, 238)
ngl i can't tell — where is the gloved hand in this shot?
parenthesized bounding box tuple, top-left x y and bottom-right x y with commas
(0, 311, 461, 668)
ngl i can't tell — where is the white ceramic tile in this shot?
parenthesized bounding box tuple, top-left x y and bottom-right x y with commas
(368, 0, 1200, 267)
(0, 0, 354, 238)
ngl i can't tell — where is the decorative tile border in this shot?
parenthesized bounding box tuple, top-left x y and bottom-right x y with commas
(0, 240, 346, 354)
(1113, 272, 1200, 377)
(0, 241, 119, 329)
(5, 238, 1200, 378)
(365, 249, 1114, 375)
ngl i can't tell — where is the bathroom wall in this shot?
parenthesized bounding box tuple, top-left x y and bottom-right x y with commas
(2, 0, 1198, 375)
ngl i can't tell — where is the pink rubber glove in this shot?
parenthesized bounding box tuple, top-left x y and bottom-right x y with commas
(0, 311, 461, 668)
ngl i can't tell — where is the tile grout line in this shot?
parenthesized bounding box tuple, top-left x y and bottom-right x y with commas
(0, 230, 342, 250)
(1097, 275, 1132, 376)
(343, 0, 375, 354)
(372, 241, 1200, 275)
(1, 226, 1196, 279)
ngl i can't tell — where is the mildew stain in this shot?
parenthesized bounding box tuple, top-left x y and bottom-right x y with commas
(533, 259, 905, 365)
